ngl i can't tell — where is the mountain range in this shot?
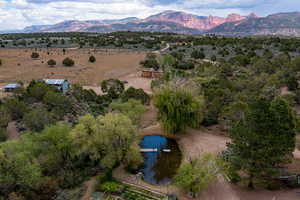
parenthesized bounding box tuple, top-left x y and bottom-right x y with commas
(4, 11, 300, 36)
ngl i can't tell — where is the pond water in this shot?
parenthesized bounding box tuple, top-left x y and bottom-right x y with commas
(139, 136, 182, 185)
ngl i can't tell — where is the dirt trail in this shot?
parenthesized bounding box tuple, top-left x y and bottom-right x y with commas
(80, 177, 97, 200)
(6, 121, 20, 140)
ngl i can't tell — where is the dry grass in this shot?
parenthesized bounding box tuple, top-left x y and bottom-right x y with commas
(0, 48, 145, 85)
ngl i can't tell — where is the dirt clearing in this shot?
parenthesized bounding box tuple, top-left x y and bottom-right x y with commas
(0, 48, 145, 85)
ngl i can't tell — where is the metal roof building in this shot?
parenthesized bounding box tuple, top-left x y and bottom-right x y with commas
(43, 79, 70, 93)
(4, 83, 21, 92)
(43, 79, 66, 85)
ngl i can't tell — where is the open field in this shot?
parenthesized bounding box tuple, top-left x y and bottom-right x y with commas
(0, 48, 146, 85)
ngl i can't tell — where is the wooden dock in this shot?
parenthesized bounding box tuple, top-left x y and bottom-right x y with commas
(140, 149, 158, 152)
(140, 149, 171, 152)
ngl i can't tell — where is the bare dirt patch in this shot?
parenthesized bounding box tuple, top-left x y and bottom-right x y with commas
(6, 121, 20, 140)
(0, 48, 145, 85)
(80, 177, 97, 200)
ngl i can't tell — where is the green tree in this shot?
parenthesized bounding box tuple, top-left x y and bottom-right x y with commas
(43, 91, 71, 117)
(89, 55, 96, 63)
(23, 108, 55, 132)
(0, 128, 7, 142)
(70, 113, 142, 169)
(211, 55, 217, 62)
(32, 123, 72, 174)
(31, 52, 39, 59)
(101, 79, 125, 99)
(26, 81, 57, 102)
(0, 106, 11, 127)
(227, 97, 296, 188)
(109, 99, 147, 125)
(0, 139, 42, 194)
(4, 98, 27, 120)
(47, 59, 56, 67)
(153, 85, 204, 134)
(174, 153, 226, 197)
(191, 49, 205, 59)
(121, 87, 150, 105)
(62, 57, 75, 67)
(285, 75, 298, 91)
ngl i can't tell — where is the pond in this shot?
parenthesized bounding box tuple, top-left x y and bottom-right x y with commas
(139, 136, 182, 185)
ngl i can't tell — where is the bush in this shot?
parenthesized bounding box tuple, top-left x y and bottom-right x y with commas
(4, 98, 27, 120)
(99, 181, 122, 194)
(89, 55, 96, 63)
(121, 87, 150, 105)
(173, 61, 195, 70)
(47, 59, 56, 67)
(62, 57, 75, 67)
(191, 50, 205, 59)
(101, 79, 125, 99)
(0, 128, 7, 142)
(0, 106, 11, 127)
(96, 169, 113, 184)
(211, 55, 217, 61)
(23, 108, 55, 131)
(26, 81, 57, 102)
(31, 52, 39, 59)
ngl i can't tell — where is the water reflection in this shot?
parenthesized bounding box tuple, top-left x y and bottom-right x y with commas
(139, 136, 182, 185)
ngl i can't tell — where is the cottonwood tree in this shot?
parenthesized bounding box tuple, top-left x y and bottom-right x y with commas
(174, 153, 226, 197)
(153, 84, 204, 134)
(0, 139, 43, 195)
(70, 113, 142, 170)
(109, 99, 147, 125)
(227, 97, 296, 188)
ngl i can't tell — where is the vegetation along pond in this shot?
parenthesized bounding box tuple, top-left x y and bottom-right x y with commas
(139, 136, 182, 185)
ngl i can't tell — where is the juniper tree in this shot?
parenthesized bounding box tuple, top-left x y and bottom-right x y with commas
(227, 97, 296, 188)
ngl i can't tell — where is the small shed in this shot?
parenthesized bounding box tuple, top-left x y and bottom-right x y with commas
(141, 69, 153, 78)
(4, 83, 21, 92)
(43, 79, 70, 93)
(141, 69, 163, 78)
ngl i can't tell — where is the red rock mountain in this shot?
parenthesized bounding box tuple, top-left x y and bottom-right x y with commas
(21, 10, 260, 34)
(143, 10, 256, 30)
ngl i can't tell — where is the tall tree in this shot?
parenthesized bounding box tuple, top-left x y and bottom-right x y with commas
(154, 85, 204, 134)
(0, 139, 42, 195)
(70, 113, 142, 169)
(227, 97, 296, 188)
(174, 153, 226, 197)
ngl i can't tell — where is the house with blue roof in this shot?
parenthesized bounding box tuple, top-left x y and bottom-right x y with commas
(4, 83, 21, 92)
(43, 79, 70, 94)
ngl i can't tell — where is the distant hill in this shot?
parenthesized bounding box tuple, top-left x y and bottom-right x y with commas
(207, 12, 300, 36)
(4, 10, 300, 36)
(16, 11, 255, 34)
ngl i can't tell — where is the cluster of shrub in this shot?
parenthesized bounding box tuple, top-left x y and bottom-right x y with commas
(30, 51, 96, 67)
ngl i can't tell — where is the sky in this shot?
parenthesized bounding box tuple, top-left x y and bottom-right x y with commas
(0, 0, 299, 30)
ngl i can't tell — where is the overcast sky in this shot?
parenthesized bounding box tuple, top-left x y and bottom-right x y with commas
(0, 0, 299, 30)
